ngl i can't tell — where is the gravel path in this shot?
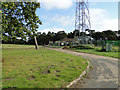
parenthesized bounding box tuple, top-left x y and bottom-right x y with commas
(48, 48, 118, 88)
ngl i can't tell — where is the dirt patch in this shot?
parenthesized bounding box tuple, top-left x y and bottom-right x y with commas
(52, 77, 59, 80)
(71, 67, 76, 68)
(2, 58, 5, 63)
(33, 64, 37, 65)
(55, 70, 60, 72)
(60, 61, 65, 63)
(30, 69, 33, 71)
(3, 77, 14, 81)
(28, 76, 35, 80)
(41, 70, 51, 74)
(29, 69, 34, 72)
(47, 65, 55, 69)
(35, 66, 42, 70)
(56, 74, 61, 77)
(69, 60, 73, 62)
(68, 66, 76, 69)
(62, 47, 69, 49)
(2, 65, 6, 67)
(20, 56, 24, 59)
(78, 67, 81, 69)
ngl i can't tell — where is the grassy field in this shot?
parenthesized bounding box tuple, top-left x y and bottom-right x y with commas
(2, 44, 88, 88)
(69, 45, 119, 59)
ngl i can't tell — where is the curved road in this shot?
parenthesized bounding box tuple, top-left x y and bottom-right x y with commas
(48, 48, 118, 88)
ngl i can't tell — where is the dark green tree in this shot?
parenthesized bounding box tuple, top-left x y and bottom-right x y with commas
(103, 30, 117, 40)
(46, 31, 54, 43)
(54, 31, 67, 41)
(67, 32, 74, 38)
(92, 32, 105, 40)
(1, 2, 42, 49)
(37, 33, 47, 45)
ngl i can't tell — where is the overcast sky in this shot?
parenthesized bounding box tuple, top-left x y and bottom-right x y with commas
(36, 0, 118, 33)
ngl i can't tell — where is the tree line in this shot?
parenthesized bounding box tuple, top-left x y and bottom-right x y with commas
(29, 30, 120, 45)
(2, 30, 120, 45)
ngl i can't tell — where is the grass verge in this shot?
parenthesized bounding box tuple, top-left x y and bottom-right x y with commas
(2, 44, 88, 88)
(69, 45, 119, 59)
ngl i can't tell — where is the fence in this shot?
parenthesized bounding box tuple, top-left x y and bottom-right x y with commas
(106, 40, 119, 46)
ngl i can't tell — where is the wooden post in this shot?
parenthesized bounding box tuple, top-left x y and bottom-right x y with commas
(34, 36, 39, 50)
(65, 41, 67, 46)
(58, 41, 60, 48)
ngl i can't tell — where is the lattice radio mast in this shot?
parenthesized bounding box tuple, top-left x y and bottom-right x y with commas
(75, 0, 91, 43)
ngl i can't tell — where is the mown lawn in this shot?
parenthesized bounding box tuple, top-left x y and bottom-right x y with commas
(70, 45, 119, 59)
(2, 44, 88, 88)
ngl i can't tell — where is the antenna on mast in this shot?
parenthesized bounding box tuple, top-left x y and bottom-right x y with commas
(75, 0, 91, 44)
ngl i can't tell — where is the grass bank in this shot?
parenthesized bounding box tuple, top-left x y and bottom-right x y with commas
(69, 45, 119, 59)
(2, 44, 88, 88)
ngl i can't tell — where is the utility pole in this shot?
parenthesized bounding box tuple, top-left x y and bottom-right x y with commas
(75, 0, 91, 44)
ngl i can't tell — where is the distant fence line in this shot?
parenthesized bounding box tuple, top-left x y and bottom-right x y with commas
(49, 40, 120, 47)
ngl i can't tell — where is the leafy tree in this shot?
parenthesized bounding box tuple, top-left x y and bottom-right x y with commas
(1, 2, 42, 49)
(117, 30, 120, 40)
(54, 31, 67, 41)
(37, 33, 47, 45)
(46, 31, 54, 41)
(73, 30, 79, 36)
(2, 2, 27, 41)
(23, 2, 42, 49)
(92, 32, 105, 40)
(103, 30, 117, 40)
(118, 30, 120, 34)
(67, 32, 74, 38)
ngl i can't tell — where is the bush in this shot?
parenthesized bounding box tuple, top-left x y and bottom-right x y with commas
(71, 45, 94, 49)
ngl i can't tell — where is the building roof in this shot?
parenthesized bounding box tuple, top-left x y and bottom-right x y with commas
(60, 38, 75, 42)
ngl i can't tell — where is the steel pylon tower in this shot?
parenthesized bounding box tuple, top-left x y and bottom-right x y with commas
(75, 0, 91, 39)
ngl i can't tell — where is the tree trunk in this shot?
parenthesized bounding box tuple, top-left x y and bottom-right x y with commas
(34, 36, 39, 50)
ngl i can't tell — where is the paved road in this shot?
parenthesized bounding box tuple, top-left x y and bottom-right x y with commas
(48, 48, 118, 88)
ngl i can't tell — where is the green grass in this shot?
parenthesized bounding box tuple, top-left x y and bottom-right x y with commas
(2, 44, 88, 88)
(70, 45, 119, 59)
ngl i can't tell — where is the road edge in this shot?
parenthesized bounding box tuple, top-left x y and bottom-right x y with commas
(66, 60, 90, 88)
